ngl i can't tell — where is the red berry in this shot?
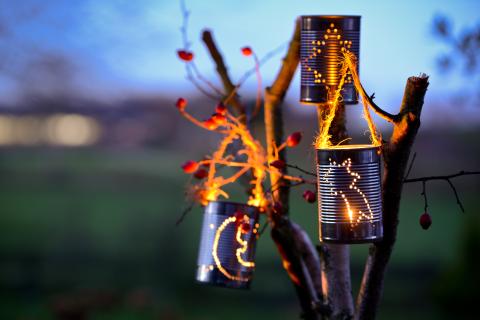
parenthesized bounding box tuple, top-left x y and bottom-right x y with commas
(241, 46, 252, 56)
(270, 160, 286, 170)
(211, 113, 227, 126)
(419, 212, 432, 230)
(193, 168, 208, 179)
(215, 102, 227, 115)
(181, 160, 199, 174)
(177, 50, 194, 62)
(303, 190, 316, 203)
(286, 131, 302, 147)
(175, 97, 187, 111)
(234, 211, 245, 224)
(240, 223, 251, 234)
(203, 118, 219, 130)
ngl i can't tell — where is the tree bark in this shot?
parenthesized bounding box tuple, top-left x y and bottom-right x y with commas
(202, 30, 246, 117)
(317, 103, 355, 320)
(318, 244, 354, 320)
(355, 75, 429, 320)
(264, 19, 325, 319)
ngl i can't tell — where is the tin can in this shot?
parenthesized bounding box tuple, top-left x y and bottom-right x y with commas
(300, 15, 361, 104)
(196, 201, 259, 289)
(316, 145, 382, 243)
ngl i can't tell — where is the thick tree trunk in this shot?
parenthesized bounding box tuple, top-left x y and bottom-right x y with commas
(317, 103, 354, 320)
(264, 19, 324, 320)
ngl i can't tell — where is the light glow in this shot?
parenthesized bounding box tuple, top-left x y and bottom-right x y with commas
(179, 104, 302, 210)
(0, 114, 101, 146)
(211, 215, 256, 282)
(303, 26, 381, 149)
(321, 157, 374, 224)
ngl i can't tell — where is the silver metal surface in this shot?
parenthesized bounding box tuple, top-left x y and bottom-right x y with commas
(300, 15, 361, 105)
(316, 146, 383, 243)
(196, 201, 259, 289)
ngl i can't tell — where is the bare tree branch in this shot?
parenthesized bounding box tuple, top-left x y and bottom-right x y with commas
(262, 19, 324, 319)
(404, 152, 417, 179)
(175, 201, 194, 226)
(355, 74, 430, 320)
(292, 222, 324, 297)
(404, 170, 480, 213)
(421, 181, 429, 212)
(179, 0, 223, 100)
(271, 217, 321, 320)
(265, 18, 301, 207)
(286, 164, 317, 177)
(201, 29, 246, 116)
(446, 179, 465, 213)
(403, 170, 480, 183)
(356, 80, 400, 123)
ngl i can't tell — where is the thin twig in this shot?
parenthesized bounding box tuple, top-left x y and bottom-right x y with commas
(259, 220, 269, 236)
(421, 181, 428, 212)
(176, 202, 195, 226)
(286, 164, 317, 177)
(269, 179, 314, 196)
(185, 67, 220, 100)
(239, 42, 288, 85)
(190, 62, 225, 96)
(219, 41, 288, 113)
(446, 179, 465, 213)
(179, 0, 223, 100)
(404, 152, 417, 180)
(405, 171, 479, 214)
(356, 81, 399, 123)
(179, 0, 191, 50)
(200, 34, 286, 118)
(404, 171, 480, 183)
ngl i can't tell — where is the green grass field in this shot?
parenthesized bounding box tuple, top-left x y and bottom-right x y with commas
(0, 146, 478, 319)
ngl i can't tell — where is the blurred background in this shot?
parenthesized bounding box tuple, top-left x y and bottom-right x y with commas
(0, 0, 479, 319)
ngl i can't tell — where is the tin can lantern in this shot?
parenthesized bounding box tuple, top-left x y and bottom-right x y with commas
(300, 15, 361, 105)
(316, 145, 383, 243)
(196, 201, 260, 289)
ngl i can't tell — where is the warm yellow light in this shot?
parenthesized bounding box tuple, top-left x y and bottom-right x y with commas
(211, 216, 254, 282)
(322, 157, 374, 224)
(314, 51, 381, 148)
(235, 216, 255, 268)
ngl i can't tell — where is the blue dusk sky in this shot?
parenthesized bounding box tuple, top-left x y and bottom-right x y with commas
(0, 0, 479, 123)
